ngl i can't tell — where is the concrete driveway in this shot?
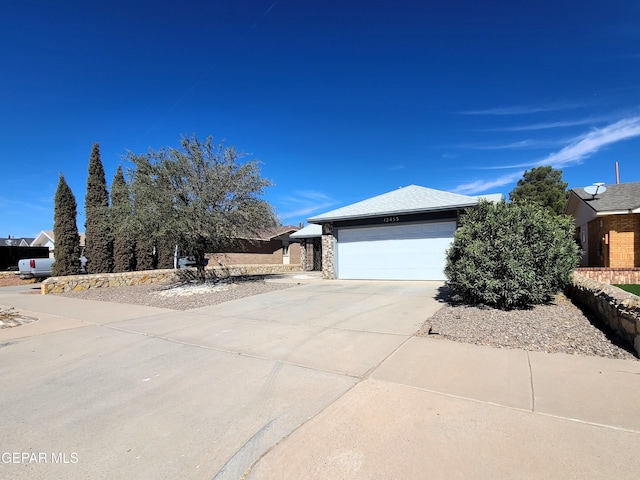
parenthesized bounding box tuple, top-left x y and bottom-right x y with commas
(1, 279, 639, 479)
(0, 279, 441, 479)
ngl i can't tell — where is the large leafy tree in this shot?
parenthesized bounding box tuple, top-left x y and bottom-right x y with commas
(110, 165, 136, 272)
(84, 143, 113, 273)
(52, 175, 81, 276)
(509, 165, 569, 215)
(445, 200, 581, 310)
(125, 134, 277, 280)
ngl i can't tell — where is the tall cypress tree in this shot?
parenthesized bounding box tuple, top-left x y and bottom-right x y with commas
(128, 154, 162, 271)
(111, 165, 136, 272)
(84, 143, 113, 273)
(52, 175, 81, 276)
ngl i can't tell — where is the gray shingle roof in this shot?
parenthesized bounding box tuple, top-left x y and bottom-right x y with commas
(571, 182, 640, 213)
(0, 237, 35, 246)
(308, 185, 499, 222)
(290, 224, 322, 238)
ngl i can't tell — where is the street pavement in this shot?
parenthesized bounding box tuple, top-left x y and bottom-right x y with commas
(0, 278, 638, 479)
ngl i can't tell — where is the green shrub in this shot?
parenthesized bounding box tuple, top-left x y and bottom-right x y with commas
(445, 199, 581, 309)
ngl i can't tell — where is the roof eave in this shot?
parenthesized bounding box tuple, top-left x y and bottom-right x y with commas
(596, 209, 636, 216)
(308, 202, 477, 223)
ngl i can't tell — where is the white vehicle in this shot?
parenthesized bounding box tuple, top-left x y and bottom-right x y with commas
(17, 258, 54, 279)
(173, 245, 201, 269)
(18, 257, 87, 279)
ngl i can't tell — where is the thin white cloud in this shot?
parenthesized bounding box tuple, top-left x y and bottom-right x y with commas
(476, 162, 541, 170)
(453, 116, 640, 194)
(278, 204, 335, 219)
(0, 196, 51, 213)
(458, 140, 537, 150)
(457, 138, 567, 150)
(276, 190, 338, 220)
(480, 116, 611, 132)
(539, 116, 640, 169)
(454, 172, 524, 195)
(459, 103, 584, 116)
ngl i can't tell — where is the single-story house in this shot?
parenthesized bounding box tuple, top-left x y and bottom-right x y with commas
(307, 185, 501, 281)
(565, 182, 640, 268)
(207, 225, 301, 266)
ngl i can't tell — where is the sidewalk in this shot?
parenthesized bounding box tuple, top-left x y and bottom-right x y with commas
(248, 336, 640, 479)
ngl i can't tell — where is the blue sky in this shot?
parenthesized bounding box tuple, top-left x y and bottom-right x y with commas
(2, 0, 640, 237)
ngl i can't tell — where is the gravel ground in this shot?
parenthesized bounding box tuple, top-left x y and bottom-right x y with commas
(418, 292, 637, 360)
(0, 276, 34, 288)
(58, 275, 299, 311)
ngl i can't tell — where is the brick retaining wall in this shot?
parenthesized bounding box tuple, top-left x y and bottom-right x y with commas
(564, 273, 640, 357)
(41, 264, 302, 294)
(576, 267, 640, 285)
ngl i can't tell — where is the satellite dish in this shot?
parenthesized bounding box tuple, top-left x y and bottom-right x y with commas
(584, 182, 606, 198)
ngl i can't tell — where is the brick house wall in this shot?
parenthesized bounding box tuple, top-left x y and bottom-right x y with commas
(208, 240, 301, 266)
(586, 214, 639, 268)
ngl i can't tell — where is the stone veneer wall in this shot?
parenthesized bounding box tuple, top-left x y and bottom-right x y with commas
(321, 223, 336, 279)
(576, 267, 640, 285)
(297, 239, 322, 272)
(41, 264, 302, 294)
(564, 272, 640, 357)
(299, 239, 309, 271)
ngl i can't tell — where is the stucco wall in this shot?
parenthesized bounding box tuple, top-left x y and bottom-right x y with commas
(565, 273, 640, 357)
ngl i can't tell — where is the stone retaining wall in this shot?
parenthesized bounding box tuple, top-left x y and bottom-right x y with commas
(576, 267, 640, 285)
(41, 264, 302, 294)
(565, 273, 640, 357)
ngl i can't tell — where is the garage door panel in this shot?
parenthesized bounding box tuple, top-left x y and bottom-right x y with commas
(339, 223, 454, 243)
(336, 222, 455, 280)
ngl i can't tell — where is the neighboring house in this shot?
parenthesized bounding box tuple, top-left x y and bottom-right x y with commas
(0, 236, 35, 247)
(565, 182, 640, 268)
(290, 224, 322, 271)
(0, 236, 44, 270)
(207, 226, 301, 266)
(307, 185, 501, 281)
(31, 230, 86, 258)
(31, 230, 55, 257)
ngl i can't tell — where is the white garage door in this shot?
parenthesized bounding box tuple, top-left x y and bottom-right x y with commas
(336, 221, 456, 280)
